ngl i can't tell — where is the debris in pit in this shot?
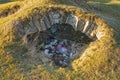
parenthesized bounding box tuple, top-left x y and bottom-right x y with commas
(38, 36, 81, 67)
(35, 23, 93, 67)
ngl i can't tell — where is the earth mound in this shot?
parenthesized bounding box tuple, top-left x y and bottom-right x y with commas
(0, 0, 119, 80)
(10, 6, 113, 68)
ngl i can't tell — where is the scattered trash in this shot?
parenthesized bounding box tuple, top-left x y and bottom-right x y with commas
(38, 36, 80, 67)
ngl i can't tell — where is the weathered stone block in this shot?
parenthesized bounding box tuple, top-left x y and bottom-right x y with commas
(82, 21, 89, 33)
(84, 20, 93, 33)
(66, 14, 78, 30)
(32, 16, 42, 31)
(40, 20, 47, 31)
(77, 19, 85, 31)
(44, 15, 51, 29)
(86, 23, 95, 37)
(17, 22, 25, 35)
(29, 20, 37, 32)
(48, 12, 61, 25)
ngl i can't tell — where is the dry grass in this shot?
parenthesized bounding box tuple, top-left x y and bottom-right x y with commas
(87, 0, 120, 42)
(0, 0, 120, 80)
(0, 1, 22, 18)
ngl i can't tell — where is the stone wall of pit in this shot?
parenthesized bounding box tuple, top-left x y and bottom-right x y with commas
(17, 11, 106, 44)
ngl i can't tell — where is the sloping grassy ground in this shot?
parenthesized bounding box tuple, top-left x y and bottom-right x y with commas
(0, 1, 22, 18)
(0, 0, 24, 4)
(87, 0, 120, 42)
(0, 0, 120, 80)
(0, 0, 11, 4)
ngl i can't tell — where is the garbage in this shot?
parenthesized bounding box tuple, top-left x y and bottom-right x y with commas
(39, 36, 79, 67)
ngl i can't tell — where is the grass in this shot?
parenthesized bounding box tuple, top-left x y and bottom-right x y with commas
(87, 0, 120, 41)
(0, 0, 24, 4)
(0, 0, 120, 80)
(0, 1, 21, 18)
(0, 0, 11, 4)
